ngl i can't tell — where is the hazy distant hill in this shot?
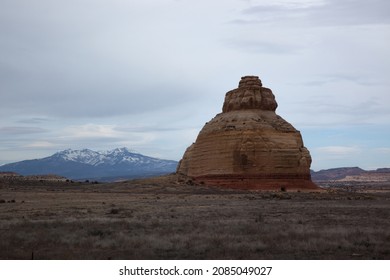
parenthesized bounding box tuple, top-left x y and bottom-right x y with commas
(0, 148, 178, 181)
(311, 167, 390, 181)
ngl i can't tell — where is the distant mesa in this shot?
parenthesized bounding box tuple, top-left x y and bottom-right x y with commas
(177, 76, 319, 190)
(311, 167, 390, 182)
(0, 172, 67, 182)
(0, 172, 22, 178)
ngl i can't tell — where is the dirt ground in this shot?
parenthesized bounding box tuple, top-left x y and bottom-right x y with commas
(1, 175, 389, 260)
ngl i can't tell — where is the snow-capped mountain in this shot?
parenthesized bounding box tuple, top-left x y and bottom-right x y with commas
(0, 148, 178, 181)
(53, 149, 104, 165)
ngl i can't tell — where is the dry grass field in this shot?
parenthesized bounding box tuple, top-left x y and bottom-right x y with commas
(1, 175, 390, 260)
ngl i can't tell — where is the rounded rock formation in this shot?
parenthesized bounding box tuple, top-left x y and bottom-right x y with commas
(177, 76, 318, 190)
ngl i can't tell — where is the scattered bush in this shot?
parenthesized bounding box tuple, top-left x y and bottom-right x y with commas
(88, 229, 110, 238)
(109, 208, 120, 215)
(255, 213, 264, 223)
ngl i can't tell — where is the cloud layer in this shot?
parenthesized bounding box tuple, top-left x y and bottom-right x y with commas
(1, 0, 389, 170)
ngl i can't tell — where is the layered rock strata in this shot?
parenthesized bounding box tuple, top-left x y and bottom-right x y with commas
(177, 76, 318, 190)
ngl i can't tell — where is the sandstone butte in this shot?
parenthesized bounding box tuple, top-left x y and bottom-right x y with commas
(177, 76, 319, 191)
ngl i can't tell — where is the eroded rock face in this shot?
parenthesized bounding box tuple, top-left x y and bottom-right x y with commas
(177, 76, 318, 190)
(223, 75, 278, 112)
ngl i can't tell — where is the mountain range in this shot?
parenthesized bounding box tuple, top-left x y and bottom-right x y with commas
(0, 148, 178, 181)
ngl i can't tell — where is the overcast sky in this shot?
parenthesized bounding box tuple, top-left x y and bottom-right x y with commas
(1, 0, 389, 171)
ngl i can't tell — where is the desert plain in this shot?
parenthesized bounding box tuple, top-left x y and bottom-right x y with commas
(0, 174, 390, 260)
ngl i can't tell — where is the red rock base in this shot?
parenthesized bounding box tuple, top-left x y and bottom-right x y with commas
(192, 174, 321, 191)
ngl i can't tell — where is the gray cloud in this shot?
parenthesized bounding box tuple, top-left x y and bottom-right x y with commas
(0, 126, 48, 135)
(299, 74, 383, 87)
(16, 117, 51, 124)
(236, 0, 390, 26)
(309, 0, 390, 26)
(224, 39, 302, 54)
(0, 0, 212, 120)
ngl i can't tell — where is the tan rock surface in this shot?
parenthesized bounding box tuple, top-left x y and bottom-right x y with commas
(177, 76, 318, 190)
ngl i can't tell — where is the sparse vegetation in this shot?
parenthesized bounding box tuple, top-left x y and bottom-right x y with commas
(0, 175, 389, 259)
